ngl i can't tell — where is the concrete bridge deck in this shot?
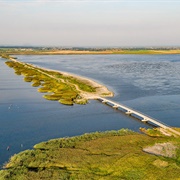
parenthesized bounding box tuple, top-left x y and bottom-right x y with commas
(98, 97, 180, 136)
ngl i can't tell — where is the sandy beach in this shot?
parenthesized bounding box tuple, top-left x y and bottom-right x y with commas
(61, 71, 114, 99)
(38, 66, 114, 99)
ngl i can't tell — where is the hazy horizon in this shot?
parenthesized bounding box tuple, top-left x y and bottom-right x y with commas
(1, 43, 180, 49)
(1, 0, 180, 47)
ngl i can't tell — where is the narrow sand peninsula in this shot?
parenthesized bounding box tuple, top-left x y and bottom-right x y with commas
(58, 71, 114, 99)
(10, 57, 114, 100)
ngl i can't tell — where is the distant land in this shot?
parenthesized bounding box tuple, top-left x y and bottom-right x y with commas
(1, 46, 180, 55)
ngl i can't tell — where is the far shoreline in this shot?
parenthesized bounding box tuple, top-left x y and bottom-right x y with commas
(1, 47, 180, 56)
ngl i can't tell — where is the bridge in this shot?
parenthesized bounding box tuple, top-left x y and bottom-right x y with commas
(98, 97, 180, 136)
(7, 57, 180, 136)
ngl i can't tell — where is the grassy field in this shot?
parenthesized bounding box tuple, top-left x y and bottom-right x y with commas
(0, 128, 180, 179)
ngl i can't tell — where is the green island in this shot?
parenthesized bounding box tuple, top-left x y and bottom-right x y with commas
(1, 52, 180, 179)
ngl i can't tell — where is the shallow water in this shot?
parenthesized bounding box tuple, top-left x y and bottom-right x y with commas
(0, 54, 180, 167)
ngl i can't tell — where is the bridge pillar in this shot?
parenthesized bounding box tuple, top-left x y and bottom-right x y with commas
(142, 119, 148, 122)
(125, 111, 132, 115)
(102, 100, 107, 104)
(113, 105, 119, 109)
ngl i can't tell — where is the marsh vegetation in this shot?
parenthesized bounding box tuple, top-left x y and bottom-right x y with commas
(5, 60, 98, 105)
(0, 128, 180, 179)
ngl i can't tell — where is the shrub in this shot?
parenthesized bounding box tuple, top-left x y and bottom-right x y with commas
(24, 76, 33, 82)
(32, 81, 41, 87)
(15, 71, 21, 75)
(38, 87, 52, 93)
(43, 94, 61, 101)
(5, 61, 16, 67)
(59, 99, 73, 105)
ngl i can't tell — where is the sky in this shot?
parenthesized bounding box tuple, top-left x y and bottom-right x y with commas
(0, 0, 180, 47)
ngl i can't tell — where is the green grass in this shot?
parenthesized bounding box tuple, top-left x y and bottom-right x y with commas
(0, 129, 180, 180)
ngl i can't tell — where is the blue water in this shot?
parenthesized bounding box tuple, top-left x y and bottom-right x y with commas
(0, 54, 180, 167)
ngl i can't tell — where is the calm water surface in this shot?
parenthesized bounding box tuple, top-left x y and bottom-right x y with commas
(0, 54, 180, 167)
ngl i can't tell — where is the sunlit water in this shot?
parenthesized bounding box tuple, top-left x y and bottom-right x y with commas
(0, 54, 180, 167)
